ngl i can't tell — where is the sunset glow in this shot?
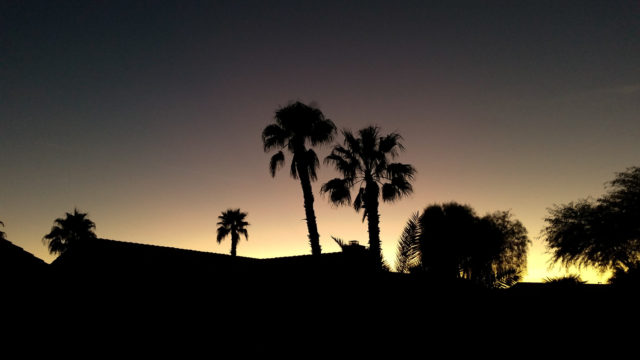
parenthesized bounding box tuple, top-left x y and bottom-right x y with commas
(2, 1, 638, 284)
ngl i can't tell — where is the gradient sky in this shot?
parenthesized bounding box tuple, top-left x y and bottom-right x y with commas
(2, 1, 639, 283)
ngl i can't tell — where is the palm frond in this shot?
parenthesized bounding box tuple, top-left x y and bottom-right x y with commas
(305, 148, 320, 181)
(331, 236, 347, 249)
(358, 127, 380, 164)
(325, 147, 358, 179)
(353, 187, 365, 212)
(373, 155, 389, 179)
(331, 144, 361, 166)
(382, 177, 413, 202)
(262, 124, 288, 151)
(321, 178, 352, 206)
(386, 163, 416, 181)
(361, 208, 368, 222)
(269, 151, 285, 177)
(310, 117, 337, 146)
(343, 130, 362, 155)
(543, 274, 585, 286)
(216, 226, 230, 243)
(358, 126, 379, 148)
(289, 152, 299, 179)
(379, 132, 404, 157)
(396, 212, 422, 273)
(493, 268, 522, 289)
(53, 216, 66, 227)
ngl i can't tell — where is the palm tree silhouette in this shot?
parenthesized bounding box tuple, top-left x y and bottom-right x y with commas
(321, 126, 415, 270)
(0, 220, 6, 241)
(216, 209, 250, 257)
(43, 209, 97, 255)
(262, 101, 336, 257)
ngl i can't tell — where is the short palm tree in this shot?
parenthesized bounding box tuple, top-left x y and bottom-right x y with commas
(216, 209, 250, 257)
(262, 101, 336, 256)
(43, 209, 97, 255)
(321, 126, 416, 270)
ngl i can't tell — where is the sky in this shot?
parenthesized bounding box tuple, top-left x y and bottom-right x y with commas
(2, 0, 639, 283)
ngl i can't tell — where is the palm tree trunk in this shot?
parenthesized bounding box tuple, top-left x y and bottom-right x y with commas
(231, 232, 238, 257)
(365, 181, 382, 271)
(297, 164, 322, 257)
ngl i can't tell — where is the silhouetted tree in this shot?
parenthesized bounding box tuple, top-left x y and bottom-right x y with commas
(322, 126, 415, 271)
(216, 209, 249, 257)
(43, 209, 97, 255)
(0, 221, 6, 241)
(395, 203, 529, 288)
(262, 101, 336, 257)
(475, 211, 530, 288)
(543, 167, 640, 278)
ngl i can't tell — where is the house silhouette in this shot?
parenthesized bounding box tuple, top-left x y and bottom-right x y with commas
(49, 238, 373, 283)
(1, 238, 47, 277)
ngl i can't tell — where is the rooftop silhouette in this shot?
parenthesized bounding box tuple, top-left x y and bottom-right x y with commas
(1, 238, 48, 276)
(49, 238, 373, 282)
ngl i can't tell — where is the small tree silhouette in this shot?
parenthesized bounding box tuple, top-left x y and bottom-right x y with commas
(216, 209, 250, 257)
(0, 220, 6, 241)
(543, 166, 640, 278)
(43, 209, 97, 255)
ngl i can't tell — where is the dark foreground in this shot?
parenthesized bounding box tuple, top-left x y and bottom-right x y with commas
(3, 238, 636, 352)
(5, 271, 638, 351)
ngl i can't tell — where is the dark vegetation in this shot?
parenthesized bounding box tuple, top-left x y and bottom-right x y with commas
(395, 203, 529, 289)
(543, 166, 640, 286)
(3, 103, 639, 343)
(544, 274, 585, 287)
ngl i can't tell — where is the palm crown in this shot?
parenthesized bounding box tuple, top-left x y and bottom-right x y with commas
(43, 209, 97, 255)
(262, 101, 336, 180)
(216, 209, 249, 257)
(322, 126, 415, 212)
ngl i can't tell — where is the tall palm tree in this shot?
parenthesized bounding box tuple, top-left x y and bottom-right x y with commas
(43, 209, 97, 255)
(216, 209, 250, 257)
(262, 101, 336, 256)
(321, 126, 416, 270)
